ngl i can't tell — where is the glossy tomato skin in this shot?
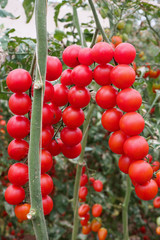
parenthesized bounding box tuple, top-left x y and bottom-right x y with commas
(42, 195, 53, 215)
(153, 197, 160, 208)
(119, 112, 145, 136)
(62, 106, 85, 128)
(155, 170, 160, 187)
(42, 103, 55, 126)
(71, 65, 93, 87)
(60, 69, 72, 86)
(135, 179, 158, 201)
(79, 186, 88, 200)
(114, 43, 136, 64)
(98, 228, 108, 240)
(116, 88, 142, 112)
(7, 116, 30, 139)
(93, 180, 103, 192)
(6, 69, 32, 93)
(49, 103, 62, 124)
(8, 163, 28, 186)
(46, 56, 62, 81)
(129, 160, 153, 185)
(43, 81, 54, 102)
(111, 35, 122, 47)
(5, 185, 25, 205)
(96, 85, 118, 109)
(8, 139, 29, 161)
(92, 204, 102, 217)
(110, 65, 135, 89)
(41, 174, 54, 196)
(78, 204, 90, 217)
(123, 136, 149, 160)
(41, 128, 52, 148)
(9, 93, 31, 115)
(152, 161, 160, 172)
(91, 42, 114, 64)
(41, 149, 53, 174)
(47, 138, 63, 156)
(80, 174, 88, 186)
(62, 143, 82, 159)
(109, 130, 128, 154)
(14, 203, 31, 221)
(101, 108, 123, 132)
(78, 47, 94, 66)
(80, 212, 90, 226)
(93, 64, 113, 86)
(60, 127, 82, 147)
(62, 45, 81, 67)
(118, 155, 133, 174)
(91, 218, 102, 232)
(52, 84, 68, 107)
(68, 86, 91, 108)
(82, 223, 91, 235)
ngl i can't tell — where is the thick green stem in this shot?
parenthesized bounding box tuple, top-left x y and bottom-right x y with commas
(28, 0, 48, 239)
(71, 104, 95, 240)
(122, 175, 132, 240)
(88, 0, 109, 43)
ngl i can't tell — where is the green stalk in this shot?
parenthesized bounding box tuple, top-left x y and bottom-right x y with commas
(144, 90, 160, 118)
(28, 0, 48, 239)
(88, 0, 110, 43)
(90, 28, 99, 48)
(71, 104, 95, 240)
(122, 175, 132, 240)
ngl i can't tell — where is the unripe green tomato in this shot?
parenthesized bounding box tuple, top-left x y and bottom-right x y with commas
(114, 8, 121, 17)
(124, 21, 133, 34)
(100, 8, 108, 18)
(156, 217, 160, 226)
(117, 20, 125, 30)
(122, 33, 128, 41)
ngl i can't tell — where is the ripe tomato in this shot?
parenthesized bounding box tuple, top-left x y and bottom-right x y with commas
(119, 112, 145, 136)
(92, 204, 102, 217)
(116, 88, 142, 112)
(78, 47, 94, 66)
(91, 218, 102, 232)
(152, 161, 160, 172)
(155, 170, 160, 187)
(8, 163, 28, 186)
(68, 86, 91, 108)
(46, 56, 62, 81)
(5, 184, 25, 205)
(45, 125, 54, 137)
(93, 180, 103, 192)
(80, 212, 90, 226)
(91, 42, 114, 64)
(42, 195, 53, 215)
(6, 69, 32, 93)
(109, 130, 128, 154)
(47, 138, 63, 156)
(41, 174, 54, 196)
(41, 149, 53, 174)
(118, 155, 133, 174)
(135, 179, 158, 201)
(93, 64, 113, 86)
(144, 154, 153, 163)
(43, 81, 54, 102)
(153, 197, 160, 208)
(156, 226, 160, 235)
(9, 93, 31, 115)
(114, 43, 136, 64)
(110, 64, 135, 89)
(111, 35, 122, 47)
(42, 103, 55, 126)
(71, 65, 93, 87)
(62, 106, 85, 128)
(14, 203, 31, 221)
(98, 227, 108, 240)
(52, 84, 68, 107)
(129, 160, 153, 185)
(62, 45, 81, 67)
(80, 174, 88, 186)
(123, 136, 149, 160)
(7, 116, 30, 139)
(79, 186, 88, 199)
(49, 103, 62, 124)
(139, 226, 146, 234)
(96, 85, 118, 109)
(41, 127, 52, 148)
(82, 223, 91, 235)
(78, 204, 90, 217)
(60, 127, 82, 147)
(8, 139, 29, 161)
(61, 143, 82, 159)
(101, 108, 123, 132)
(60, 69, 72, 85)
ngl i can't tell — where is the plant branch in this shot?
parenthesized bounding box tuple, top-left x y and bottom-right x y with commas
(144, 90, 160, 118)
(88, 0, 109, 43)
(28, 0, 48, 239)
(90, 28, 99, 48)
(71, 103, 95, 240)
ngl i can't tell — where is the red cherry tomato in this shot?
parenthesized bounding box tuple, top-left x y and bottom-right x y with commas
(116, 88, 142, 112)
(101, 108, 123, 132)
(8, 163, 28, 186)
(61, 143, 82, 159)
(93, 64, 113, 86)
(118, 155, 133, 174)
(42, 195, 53, 215)
(111, 35, 122, 47)
(144, 154, 153, 163)
(114, 43, 136, 64)
(41, 173, 54, 196)
(47, 138, 63, 156)
(92, 204, 102, 217)
(91, 218, 102, 232)
(135, 179, 158, 201)
(41, 127, 52, 148)
(80, 174, 88, 186)
(123, 136, 149, 160)
(71, 65, 93, 87)
(41, 149, 53, 174)
(43, 81, 54, 102)
(80, 212, 90, 226)
(6, 69, 32, 93)
(153, 196, 160, 208)
(5, 185, 25, 205)
(14, 203, 31, 221)
(46, 56, 62, 81)
(109, 130, 128, 154)
(49, 103, 62, 124)
(9, 93, 31, 115)
(62, 106, 85, 128)
(96, 85, 118, 109)
(52, 84, 68, 107)
(68, 86, 91, 108)
(78, 47, 94, 66)
(79, 186, 88, 200)
(8, 139, 29, 161)
(60, 69, 72, 85)
(98, 227, 108, 240)
(155, 170, 160, 187)
(62, 45, 81, 68)
(42, 103, 55, 126)
(110, 65, 135, 89)
(93, 180, 103, 192)
(82, 223, 91, 235)
(152, 161, 160, 172)
(60, 127, 82, 147)
(91, 42, 114, 64)
(78, 204, 90, 217)
(156, 226, 160, 235)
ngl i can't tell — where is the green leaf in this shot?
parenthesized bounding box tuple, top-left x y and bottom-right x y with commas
(48, 224, 66, 239)
(0, 0, 8, 8)
(22, 0, 35, 23)
(54, 194, 68, 214)
(0, 9, 18, 19)
(54, 29, 67, 41)
(54, 0, 68, 27)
